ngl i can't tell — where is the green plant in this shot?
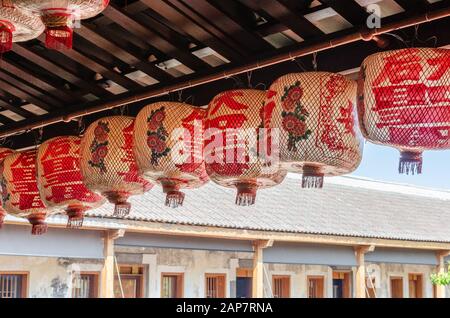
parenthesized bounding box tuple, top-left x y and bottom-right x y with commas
(431, 262, 450, 286)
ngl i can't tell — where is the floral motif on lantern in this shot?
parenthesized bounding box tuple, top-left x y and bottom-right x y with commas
(88, 121, 109, 173)
(146, 106, 170, 165)
(280, 81, 312, 151)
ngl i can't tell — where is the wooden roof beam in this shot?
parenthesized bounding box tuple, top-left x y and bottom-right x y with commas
(36, 35, 139, 91)
(13, 44, 113, 99)
(75, 24, 174, 83)
(241, 0, 324, 40)
(103, 4, 211, 71)
(142, 0, 244, 61)
(0, 69, 62, 110)
(318, 0, 369, 26)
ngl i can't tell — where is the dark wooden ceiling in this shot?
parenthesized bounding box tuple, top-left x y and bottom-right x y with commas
(1, 0, 450, 148)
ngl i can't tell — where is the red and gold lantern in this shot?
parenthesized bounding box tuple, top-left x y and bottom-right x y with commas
(0, 147, 15, 228)
(37, 136, 105, 228)
(0, 3, 44, 53)
(134, 102, 209, 208)
(204, 89, 286, 206)
(265, 72, 363, 188)
(358, 48, 450, 174)
(14, 0, 109, 50)
(1, 150, 53, 235)
(80, 116, 153, 217)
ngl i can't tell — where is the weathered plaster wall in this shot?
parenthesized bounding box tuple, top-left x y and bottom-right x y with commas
(116, 246, 441, 298)
(369, 262, 436, 298)
(116, 246, 253, 298)
(0, 255, 103, 298)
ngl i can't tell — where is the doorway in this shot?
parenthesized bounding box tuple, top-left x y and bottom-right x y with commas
(114, 265, 144, 298)
(390, 276, 404, 298)
(236, 268, 252, 298)
(332, 272, 351, 298)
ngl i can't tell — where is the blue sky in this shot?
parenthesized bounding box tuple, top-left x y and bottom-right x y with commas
(351, 141, 450, 189)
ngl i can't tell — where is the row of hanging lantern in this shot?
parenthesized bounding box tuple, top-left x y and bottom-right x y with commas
(0, 47, 448, 235)
(0, 0, 109, 52)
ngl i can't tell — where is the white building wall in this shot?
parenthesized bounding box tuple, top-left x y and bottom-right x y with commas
(0, 255, 103, 298)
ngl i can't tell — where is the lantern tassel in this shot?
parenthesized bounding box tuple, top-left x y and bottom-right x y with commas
(302, 166, 324, 189)
(302, 175, 324, 188)
(104, 191, 132, 217)
(398, 151, 422, 175)
(235, 182, 257, 206)
(45, 26, 73, 50)
(66, 207, 85, 229)
(165, 190, 185, 208)
(0, 22, 14, 54)
(31, 223, 48, 235)
(114, 202, 131, 217)
(0, 213, 4, 229)
(28, 214, 48, 235)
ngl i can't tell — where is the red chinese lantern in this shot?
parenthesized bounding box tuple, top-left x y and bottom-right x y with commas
(80, 116, 153, 217)
(14, 0, 109, 50)
(0, 147, 15, 228)
(37, 136, 105, 228)
(358, 48, 450, 174)
(0, 3, 44, 53)
(134, 102, 209, 208)
(265, 72, 363, 188)
(1, 150, 53, 235)
(204, 89, 286, 206)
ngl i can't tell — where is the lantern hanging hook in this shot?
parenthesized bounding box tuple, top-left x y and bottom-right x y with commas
(177, 90, 183, 102)
(77, 117, 85, 136)
(34, 127, 43, 148)
(312, 52, 318, 71)
(119, 105, 128, 116)
(246, 71, 253, 88)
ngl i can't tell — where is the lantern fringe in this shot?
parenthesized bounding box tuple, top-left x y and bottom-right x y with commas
(165, 190, 185, 208)
(0, 24, 13, 54)
(399, 160, 422, 175)
(45, 26, 73, 50)
(114, 202, 131, 217)
(398, 151, 422, 175)
(66, 207, 86, 229)
(235, 192, 256, 206)
(31, 223, 48, 235)
(235, 182, 258, 206)
(302, 175, 324, 189)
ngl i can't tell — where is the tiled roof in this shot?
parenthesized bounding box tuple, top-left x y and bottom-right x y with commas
(84, 174, 450, 243)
